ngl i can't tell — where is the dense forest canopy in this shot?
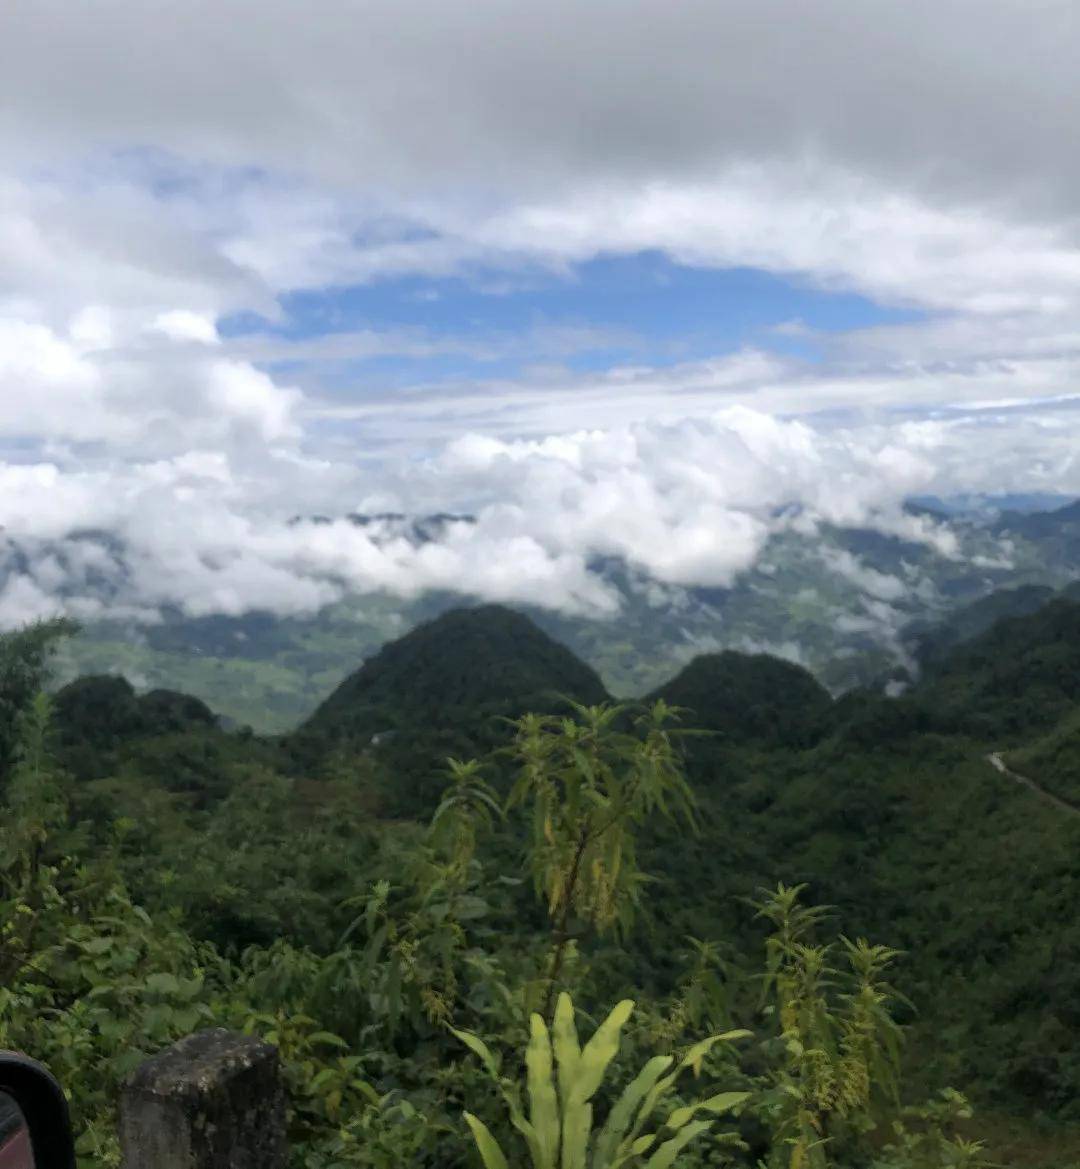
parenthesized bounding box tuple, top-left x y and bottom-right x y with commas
(4, 592, 1080, 1167)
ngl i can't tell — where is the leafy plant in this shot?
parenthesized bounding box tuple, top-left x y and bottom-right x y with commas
(0, 613, 1025, 1169)
(506, 701, 696, 1012)
(454, 992, 750, 1169)
(754, 884, 906, 1169)
(870, 1091, 991, 1169)
(430, 758, 503, 875)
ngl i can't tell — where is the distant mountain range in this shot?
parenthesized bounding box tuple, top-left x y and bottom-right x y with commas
(10, 493, 1080, 730)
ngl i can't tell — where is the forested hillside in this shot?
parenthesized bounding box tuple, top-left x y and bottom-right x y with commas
(4, 596, 1080, 1167)
(287, 605, 611, 813)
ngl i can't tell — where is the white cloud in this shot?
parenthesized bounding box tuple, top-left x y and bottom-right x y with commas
(1, 405, 1053, 632)
(0, 574, 64, 628)
(817, 549, 910, 603)
(152, 310, 219, 345)
(462, 170, 1080, 317)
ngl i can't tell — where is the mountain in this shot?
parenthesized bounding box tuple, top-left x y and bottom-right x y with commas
(54, 674, 216, 751)
(1007, 706, 1080, 805)
(992, 496, 1080, 538)
(50, 673, 281, 811)
(917, 593, 1080, 739)
(287, 604, 610, 813)
(299, 603, 609, 739)
(906, 583, 1057, 666)
(647, 650, 832, 748)
(911, 492, 1077, 517)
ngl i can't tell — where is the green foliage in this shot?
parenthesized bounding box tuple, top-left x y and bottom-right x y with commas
(455, 993, 750, 1169)
(7, 597, 1073, 1168)
(914, 596, 1080, 740)
(0, 616, 77, 782)
(869, 1091, 991, 1169)
(647, 653, 832, 750)
(753, 885, 905, 1169)
(509, 701, 695, 933)
(506, 700, 695, 1011)
(909, 585, 1056, 669)
(430, 758, 503, 874)
(1006, 706, 1080, 806)
(291, 605, 611, 814)
(1, 693, 68, 894)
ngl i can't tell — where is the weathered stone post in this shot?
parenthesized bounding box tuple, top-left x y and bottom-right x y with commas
(119, 1029, 286, 1169)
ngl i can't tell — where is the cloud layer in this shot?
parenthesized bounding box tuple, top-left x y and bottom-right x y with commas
(1, 2, 1078, 628)
(3, 403, 1075, 630)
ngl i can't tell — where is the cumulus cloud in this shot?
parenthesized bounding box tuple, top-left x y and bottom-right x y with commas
(0, 314, 300, 451)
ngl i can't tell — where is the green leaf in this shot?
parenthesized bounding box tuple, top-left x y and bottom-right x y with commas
(144, 972, 181, 996)
(552, 993, 581, 1105)
(643, 1119, 712, 1169)
(713, 1029, 753, 1044)
(309, 1031, 349, 1048)
(464, 1112, 510, 1169)
(504, 1099, 545, 1169)
(455, 895, 491, 920)
(112, 1049, 149, 1077)
(308, 1068, 337, 1092)
(700, 1091, 750, 1114)
(665, 1104, 695, 1130)
(525, 1014, 558, 1169)
(172, 1007, 203, 1033)
(571, 999, 634, 1104)
(561, 1100, 592, 1169)
(593, 1055, 672, 1169)
(450, 1026, 501, 1079)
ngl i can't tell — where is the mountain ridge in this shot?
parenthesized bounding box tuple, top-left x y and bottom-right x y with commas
(23, 496, 1080, 730)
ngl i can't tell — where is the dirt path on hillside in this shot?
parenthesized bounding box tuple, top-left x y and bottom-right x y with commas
(986, 752, 1080, 818)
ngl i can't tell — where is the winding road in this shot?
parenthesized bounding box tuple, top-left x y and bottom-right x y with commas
(986, 752, 1080, 818)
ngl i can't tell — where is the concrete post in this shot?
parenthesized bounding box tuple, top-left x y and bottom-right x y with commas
(119, 1029, 286, 1169)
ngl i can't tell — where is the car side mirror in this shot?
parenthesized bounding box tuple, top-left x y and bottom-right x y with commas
(0, 1054, 75, 1169)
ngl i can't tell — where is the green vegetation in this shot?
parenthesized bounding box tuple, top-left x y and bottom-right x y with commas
(1005, 707, 1080, 806)
(6, 592, 1080, 1167)
(647, 652, 832, 749)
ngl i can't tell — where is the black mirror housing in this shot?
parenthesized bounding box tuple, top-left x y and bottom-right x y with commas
(0, 1053, 75, 1169)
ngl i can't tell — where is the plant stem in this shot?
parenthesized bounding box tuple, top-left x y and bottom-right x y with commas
(542, 823, 590, 1018)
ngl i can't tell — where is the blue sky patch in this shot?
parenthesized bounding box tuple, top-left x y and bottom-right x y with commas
(221, 250, 923, 396)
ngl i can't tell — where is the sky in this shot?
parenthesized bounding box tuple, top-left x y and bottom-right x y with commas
(2, 0, 1080, 625)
